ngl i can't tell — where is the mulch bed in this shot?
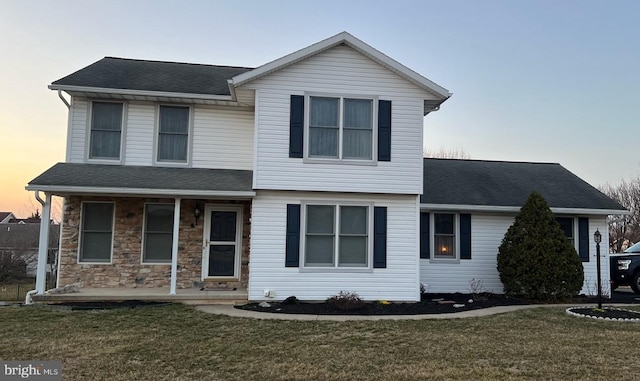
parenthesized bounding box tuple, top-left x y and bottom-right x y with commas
(236, 291, 640, 316)
(566, 307, 640, 321)
(44, 300, 171, 310)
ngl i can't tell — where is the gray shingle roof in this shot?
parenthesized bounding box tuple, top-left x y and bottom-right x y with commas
(422, 158, 625, 211)
(51, 57, 253, 96)
(28, 163, 253, 194)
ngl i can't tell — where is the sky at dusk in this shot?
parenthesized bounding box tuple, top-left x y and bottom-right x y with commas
(1, 0, 638, 219)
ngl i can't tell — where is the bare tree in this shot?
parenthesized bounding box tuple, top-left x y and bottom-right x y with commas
(600, 178, 640, 253)
(423, 147, 470, 159)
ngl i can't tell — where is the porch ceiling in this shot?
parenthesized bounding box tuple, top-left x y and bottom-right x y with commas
(26, 163, 254, 198)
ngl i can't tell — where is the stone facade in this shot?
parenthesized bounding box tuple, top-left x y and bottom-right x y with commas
(58, 196, 251, 290)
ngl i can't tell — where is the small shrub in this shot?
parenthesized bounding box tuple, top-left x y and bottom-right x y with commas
(497, 192, 584, 301)
(326, 291, 364, 310)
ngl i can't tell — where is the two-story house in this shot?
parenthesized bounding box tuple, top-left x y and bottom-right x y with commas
(27, 32, 625, 302)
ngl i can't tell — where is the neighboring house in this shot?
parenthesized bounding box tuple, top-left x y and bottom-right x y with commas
(0, 212, 17, 224)
(0, 224, 59, 277)
(26, 32, 625, 301)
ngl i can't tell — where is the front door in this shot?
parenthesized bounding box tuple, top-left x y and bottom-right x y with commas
(202, 206, 242, 279)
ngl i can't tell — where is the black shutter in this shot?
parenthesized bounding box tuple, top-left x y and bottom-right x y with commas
(378, 100, 391, 162)
(420, 212, 430, 259)
(373, 207, 387, 268)
(285, 204, 301, 267)
(289, 95, 304, 158)
(460, 214, 472, 260)
(578, 217, 589, 262)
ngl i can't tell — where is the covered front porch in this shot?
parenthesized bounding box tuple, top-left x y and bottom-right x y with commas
(26, 163, 254, 301)
(31, 286, 248, 305)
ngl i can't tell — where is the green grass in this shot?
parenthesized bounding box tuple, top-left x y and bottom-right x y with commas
(1, 304, 640, 380)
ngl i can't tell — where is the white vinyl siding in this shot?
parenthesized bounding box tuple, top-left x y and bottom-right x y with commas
(245, 44, 436, 194)
(419, 214, 610, 296)
(66, 99, 253, 169)
(192, 106, 254, 170)
(68, 97, 88, 163)
(249, 190, 420, 301)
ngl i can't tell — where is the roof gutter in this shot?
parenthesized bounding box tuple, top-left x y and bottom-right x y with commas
(48, 85, 235, 101)
(56, 90, 70, 109)
(25, 184, 256, 198)
(420, 203, 630, 216)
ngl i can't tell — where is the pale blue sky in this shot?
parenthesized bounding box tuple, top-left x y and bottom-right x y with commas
(1, 0, 638, 216)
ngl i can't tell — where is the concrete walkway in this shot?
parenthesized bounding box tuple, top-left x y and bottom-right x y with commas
(196, 303, 598, 321)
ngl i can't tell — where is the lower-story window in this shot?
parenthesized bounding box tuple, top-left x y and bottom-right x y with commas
(434, 213, 456, 259)
(142, 204, 174, 263)
(79, 202, 114, 263)
(304, 204, 370, 267)
(556, 217, 575, 248)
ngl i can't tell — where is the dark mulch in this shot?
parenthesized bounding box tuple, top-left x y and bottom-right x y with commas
(237, 290, 640, 316)
(567, 307, 640, 320)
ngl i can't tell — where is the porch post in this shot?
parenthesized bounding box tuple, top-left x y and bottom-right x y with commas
(170, 198, 181, 295)
(35, 192, 52, 294)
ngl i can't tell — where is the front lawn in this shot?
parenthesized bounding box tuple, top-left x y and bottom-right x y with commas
(1, 304, 639, 380)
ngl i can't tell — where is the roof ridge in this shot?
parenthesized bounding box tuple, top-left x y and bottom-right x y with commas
(102, 56, 254, 70)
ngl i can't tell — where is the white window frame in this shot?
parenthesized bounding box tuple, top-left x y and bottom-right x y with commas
(154, 104, 193, 166)
(141, 203, 175, 265)
(86, 100, 126, 163)
(300, 201, 374, 271)
(77, 201, 115, 264)
(430, 212, 460, 263)
(303, 93, 378, 165)
(555, 216, 579, 252)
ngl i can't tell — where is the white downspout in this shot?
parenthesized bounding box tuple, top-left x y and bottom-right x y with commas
(26, 191, 52, 304)
(169, 198, 181, 295)
(57, 90, 70, 109)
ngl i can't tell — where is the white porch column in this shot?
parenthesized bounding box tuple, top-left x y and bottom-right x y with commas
(170, 198, 181, 295)
(35, 192, 52, 294)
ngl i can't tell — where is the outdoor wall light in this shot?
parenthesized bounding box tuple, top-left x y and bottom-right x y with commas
(594, 229, 602, 244)
(194, 206, 201, 226)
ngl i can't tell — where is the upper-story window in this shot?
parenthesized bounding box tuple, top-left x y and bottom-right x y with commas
(89, 101, 123, 160)
(308, 96, 374, 160)
(157, 105, 190, 163)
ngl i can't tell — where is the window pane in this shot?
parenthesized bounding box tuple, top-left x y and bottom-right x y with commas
(343, 129, 372, 160)
(305, 236, 335, 266)
(339, 236, 367, 266)
(435, 214, 455, 234)
(340, 206, 367, 234)
(307, 206, 334, 234)
(159, 106, 189, 133)
(309, 127, 338, 157)
(343, 99, 372, 129)
(210, 211, 237, 242)
(83, 203, 113, 231)
(158, 134, 188, 161)
(81, 232, 112, 261)
(90, 102, 122, 159)
(144, 233, 172, 262)
(92, 102, 123, 131)
(310, 97, 339, 127)
(556, 217, 573, 239)
(90, 130, 121, 158)
(146, 205, 174, 232)
(434, 235, 455, 258)
(209, 245, 235, 276)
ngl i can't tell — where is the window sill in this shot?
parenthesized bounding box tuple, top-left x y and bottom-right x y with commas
(141, 262, 172, 265)
(78, 261, 112, 265)
(303, 158, 378, 166)
(86, 158, 122, 165)
(428, 258, 461, 264)
(299, 267, 373, 273)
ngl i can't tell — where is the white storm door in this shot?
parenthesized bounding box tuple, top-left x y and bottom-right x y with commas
(202, 206, 242, 279)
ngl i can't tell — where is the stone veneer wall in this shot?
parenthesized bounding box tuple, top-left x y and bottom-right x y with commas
(58, 196, 251, 290)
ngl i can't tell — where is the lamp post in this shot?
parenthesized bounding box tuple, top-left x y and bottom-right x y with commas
(594, 229, 602, 309)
